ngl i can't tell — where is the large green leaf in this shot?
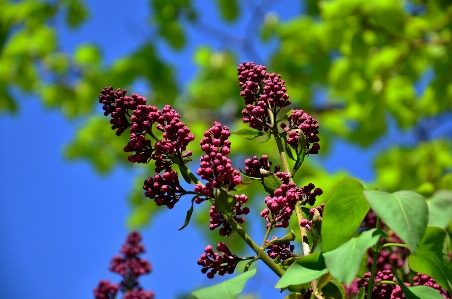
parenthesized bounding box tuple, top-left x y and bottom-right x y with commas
(363, 190, 428, 253)
(427, 190, 452, 229)
(275, 253, 328, 288)
(408, 226, 452, 293)
(191, 269, 256, 299)
(323, 229, 383, 285)
(322, 178, 369, 252)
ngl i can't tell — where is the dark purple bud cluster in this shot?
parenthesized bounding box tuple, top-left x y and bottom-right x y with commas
(122, 290, 156, 299)
(152, 105, 194, 172)
(366, 231, 409, 271)
(261, 182, 302, 228)
(237, 62, 268, 105)
(99, 87, 195, 210)
(93, 280, 119, 299)
(94, 231, 154, 299)
(197, 242, 240, 279)
(209, 194, 250, 236)
(143, 171, 184, 209)
(125, 104, 159, 164)
(275, 171, 291, 184)
(237, 62, 291, 131)
(99, 87, 147, 136)
(301, 183, 323, 206)
(357, 270, 405, 299)
(413, 273, 451, 299)
(194, 122, 242, 199)
(265, 236, 295, 260)
(357, 271, 451, 299)
(244, 155, 273, 176)
(281, 110, 320, 155)
(99, 87, 194, 171)
(300, 203, 325, 231)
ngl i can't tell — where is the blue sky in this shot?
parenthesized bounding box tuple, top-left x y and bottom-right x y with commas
(0, 1, 381, 298)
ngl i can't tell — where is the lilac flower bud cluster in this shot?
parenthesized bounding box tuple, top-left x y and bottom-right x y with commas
(265, 236, 295, 260)
(413, 273, 451, 298)
(301, 183, 323, 206)
(366, 231, 409, 271)
(99, 87, 195, 210)
(99, 87, 194, 170)
(244, 155, 273, 176)
(125, 104, 159, 164)
(357, 271, 451, 299)
(237, 62, 291, 131)
(281, 109, 320, 155)
(261, 182, 302, 228)
(300, 203, 325, 231)
(123, 290, 156, 299)
(194, 122, 242, 198)
(152, 105, 194, 172)
(99, 87, 147, 136)
(143, 171, 184, 209)
(357, 270, 403, 299)
(94, 231, 154, 299)
(93, 280, 119, 299)
(209, 194, 250, 236)
(197, 242, 240, 279)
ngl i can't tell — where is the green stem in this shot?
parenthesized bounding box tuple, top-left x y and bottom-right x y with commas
(261, 224, 273, 247)
(380, 243, 409, 249)
(226, 215, 285, 277)
(273, 126, 310, 255)
(367, 217, 381, 299)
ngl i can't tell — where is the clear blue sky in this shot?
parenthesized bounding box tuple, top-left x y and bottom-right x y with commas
(0, 1, 380, 298)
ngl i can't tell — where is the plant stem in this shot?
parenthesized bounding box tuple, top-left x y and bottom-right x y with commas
(380, 243, 409, 249)
(367, 217, 381, 299)
(272, 127, 310, 255)
(261, 225, 272, 247)
(226, 215, 285, 277)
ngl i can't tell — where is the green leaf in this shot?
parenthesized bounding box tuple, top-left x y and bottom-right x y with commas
(178, 164, 194, 184)
(275, 253, 328, 288)
(215, 0, 239, 22)
(231, 127, 265, 140)
(65, 0, 88, 28)
(74, 44, 101, 67)
(284, 136, 296, 161)
(427, 190, 452, 229)
(263, 229, 296, 249)
(261, 171, 283, 194)
(178, 197, 196, 230)
(408, 226, 452, 293)
(191, 268, 256, 299)
(407, 286, 445, 299)
(363, 190, 428, 253)
(215, 188, 235, 217)
(321, 280, 346, 299)
(310, 208, 322, 252)
(232, 181, 251, 192)
(323, 229, 383, 285)
(322, 178, 369, 252)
